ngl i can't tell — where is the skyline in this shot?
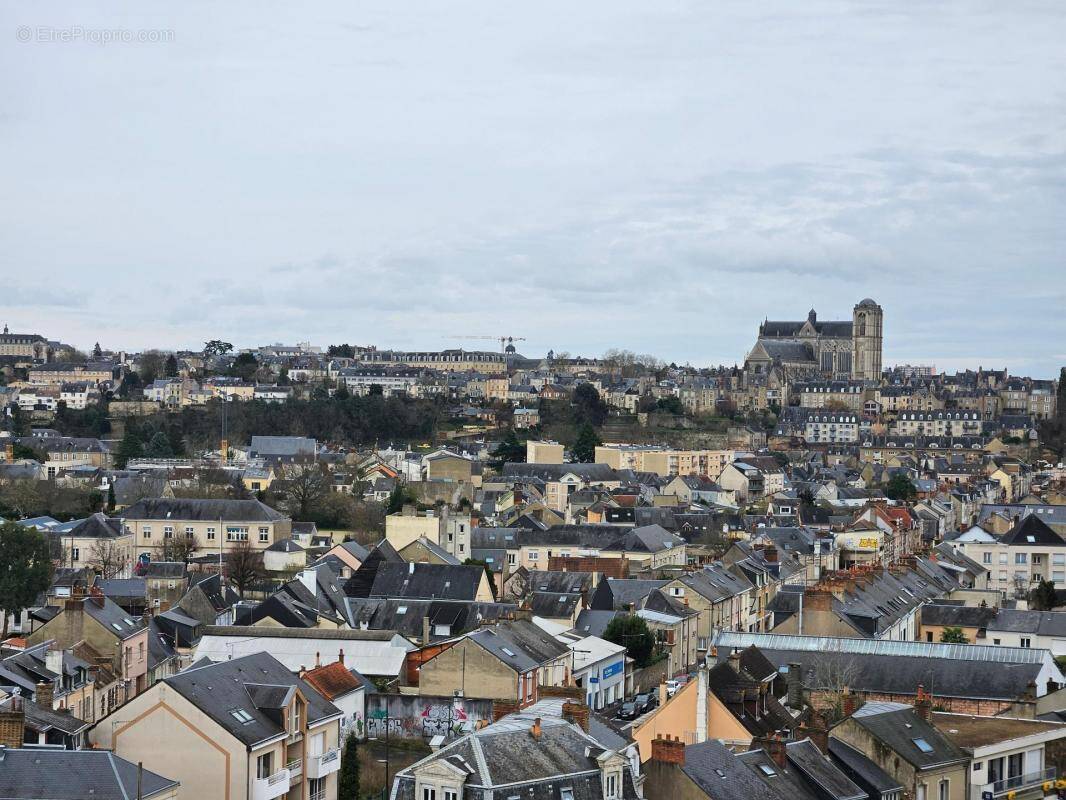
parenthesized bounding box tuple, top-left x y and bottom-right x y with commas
(3, 1, 1065, 376)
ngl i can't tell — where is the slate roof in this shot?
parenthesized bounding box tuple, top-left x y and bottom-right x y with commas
(122, 497, 287, 522)
(590, 578, 668, 611)
(93, 578, 147, 601)
(502, 463, 621, 482)
(0, 748, 179, 799)
(851, 703, 968, 769)
(344, 598, 517, 641)
(0, 694, 90, 736)
(529, 592, 582, 618)
(249, 435, 316, 457)
(1000, 514, 1065, 546)
(680, 739, 782, 800)
(391, 711, 639, 800)
(63, 512, 125, 539)
(575, 609, 621, 637)
(353, 562, 487, 601)
(163, 652, 340, 747)
(828, 738, 903, 797)
(783, 738, 866, 800)
(527, 570, 594, 595)
(81, 596, 146, 640)
(466, 619, 569, 672)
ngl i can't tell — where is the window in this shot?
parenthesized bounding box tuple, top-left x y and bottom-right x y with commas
(999, 553, 1008, 564)
(444, 791, 459, 800)
(912, 738, 934, 754)
(185, 526, 195, 538)
(1021, 638, 1031, 648)
(938, 779, 948, 800)
(1034, 554, 1043, 565)
(71, 547, 80, 561)
(1016, 553, 1028, 564)
(422, 788, 436, 800)
(290, 701, 302, 734)
(605, 772, 618, 798)
(1054, 553, 1065, 566)
(309, 778, 326, 800)
(259, 530, 270, 543)
(143, 526, 152, 539)
(256, 752, 274, 780)
(982, 552, 992, 564)
(207, 526, 216, 540)
(227, 526, 248, 542)
(164, 526, 174, 539)
(231, 708, 254, 724)
(528, 550, 539, 561)
(507, 552, 516, 565)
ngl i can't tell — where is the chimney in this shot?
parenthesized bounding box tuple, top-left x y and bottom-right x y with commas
(914, 685, 932, 721)
(314, 651, 321, 668)
(422, 615, 431, 644)
(803, 710, 830, 755)
(35, 681, 54, 710)
(561, 700, 590, 732)
(658, 679, 668, 708)
(786, 663, 804, 709)
(45, 648, 63, 678)
(651, 735, 685, 765)
(4, 443, 13, 464)
(402, 504, 416, 517)
(0, 695, 24, 749)
(842, 686, 860, 718)
(337, 649, 344, 664)
(753, 733, 787, 769)
(530, 717, 542, 740)
(803, 590, 833, 612)
(764, 546, 778, 563)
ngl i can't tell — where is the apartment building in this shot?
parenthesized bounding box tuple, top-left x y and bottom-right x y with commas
(120, 498, 292, 558)
(595, 444, 735, 479)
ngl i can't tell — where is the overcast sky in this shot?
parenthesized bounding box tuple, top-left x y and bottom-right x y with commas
(3, 1, 1064, 376)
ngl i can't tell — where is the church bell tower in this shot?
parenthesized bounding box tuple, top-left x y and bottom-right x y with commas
(852, 298, 883, 381)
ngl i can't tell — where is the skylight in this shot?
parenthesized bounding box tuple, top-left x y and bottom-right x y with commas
(758, 764, 777, 776)
(912, 738, 934, 753)
(501, 647, 516, 657)
(397, 606, 408, 614)
(230, 708, 254, 724)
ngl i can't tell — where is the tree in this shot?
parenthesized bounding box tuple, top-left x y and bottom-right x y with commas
(164, 354, 179, 378)
(337, 730, 360, 799)
(106, 483, 116, 512)
(1031, 578, 1059, 611)
(138, 351, 166, 386)
(117, 370, 142, 399)
(278, 459, 331, 520)
(939, 626, 969, 644)
(385, 484, 417, 515)
(571, 422, 601, 463)
(225, 539, 264, 597)
(113, 429, 144, 469)
(90, 538, 125, 580)
(655, 395, 684, 415)
(883, 473, 917, 502)
(203, 340, 234, 358)
(0, 479, 42, 518)
(328, 344, 355, 359)
(92, 342, 103, 360)
(0, 522, 53, 637)
(229, 353, 259, 382)
(492, 427, 526, 467)
(11, 442, 46, 462)
(162, 533, 201, 565)
(603, 614, 656, 668)
(572, 383, 608, 427)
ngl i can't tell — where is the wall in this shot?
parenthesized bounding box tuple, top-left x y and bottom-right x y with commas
(631, 679, 700, 761)
(365, 694, 492, 742)
(418, 639, 517, 701)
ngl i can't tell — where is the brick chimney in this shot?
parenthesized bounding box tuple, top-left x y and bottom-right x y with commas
(561, 700, 590, 732)
(0, 695, 24, 749)
(4, 443, 13, 464)
(530, 717, 542, 740)
(753, 733, 787, 769)
(651, 735, 685, 765)
(842, 687, 860, 718)
(803, 589, 833, 612)
(786, 663, 804, 709)
(34, 682, 53, 710)
(914, 685, 932, 721)
(802, 712, 829, 755)
(422, 616, 431, 644)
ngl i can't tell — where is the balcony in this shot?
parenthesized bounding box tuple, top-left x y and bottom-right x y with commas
(252, 768, 291, 800)
(306, 748, 341, 780)
(986, 766, 1056, 797)
(286, 758, 302, 780)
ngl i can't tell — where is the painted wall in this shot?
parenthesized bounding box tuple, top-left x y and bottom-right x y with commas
(365, 694, 492, 741)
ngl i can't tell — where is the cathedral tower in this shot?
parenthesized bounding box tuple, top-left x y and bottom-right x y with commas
(851, 298, 883, 381)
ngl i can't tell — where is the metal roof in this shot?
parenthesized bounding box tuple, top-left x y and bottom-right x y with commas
(714, 631, 1047, 664)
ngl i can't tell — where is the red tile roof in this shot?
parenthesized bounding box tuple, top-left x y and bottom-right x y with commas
(302, 660, 361, 700)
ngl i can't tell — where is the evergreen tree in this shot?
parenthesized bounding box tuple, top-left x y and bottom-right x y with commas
(492, 427, 526, 467)
(1031, 578, 1058, 611)
(571, 422, 602, 463)
(92, 342, 103, 359)
(0, 522, 52, 637)
(939, 626, 969, 644)
(114, 429, 144, 469)
(883, 473, 917, 501)
(145, 430, 175, 458)
(385, 484, 417, 515)
(164, 354, 179, 377)
(604, 614, 656, 667)
(337, 731, 360, 800)
(107, 482, 116, 512)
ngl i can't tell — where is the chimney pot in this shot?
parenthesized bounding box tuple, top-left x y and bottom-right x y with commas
(530, 717, 542, 740)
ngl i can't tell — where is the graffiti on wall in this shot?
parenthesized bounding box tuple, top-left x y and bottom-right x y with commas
(365, 695, 493, 741)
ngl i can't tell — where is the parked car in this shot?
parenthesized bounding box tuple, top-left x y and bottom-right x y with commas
(635, 692, 654, 713)
(665, 679, 683, 697)
(617, 701, 639, 720)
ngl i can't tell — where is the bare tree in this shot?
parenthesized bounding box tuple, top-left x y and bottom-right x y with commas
(161, 534, 201, 565)
(89, 538, 126, 579)
(225, 539, 264, 598)
(1, 479, 42, 518)
(278, 458, 331, 519)
(806, 655, 862, 723)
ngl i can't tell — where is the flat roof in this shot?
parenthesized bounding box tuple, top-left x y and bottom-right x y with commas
(932, 712, 1065, 749)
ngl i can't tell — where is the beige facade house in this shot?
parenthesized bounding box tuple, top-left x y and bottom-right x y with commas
(526, 440, 565, 464)
(120, 498, 292, 560)
(91, 652, 344, 800)
(53, 512, 136, 578)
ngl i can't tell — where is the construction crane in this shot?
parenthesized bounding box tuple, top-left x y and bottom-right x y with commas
(451, 335, 527, 353)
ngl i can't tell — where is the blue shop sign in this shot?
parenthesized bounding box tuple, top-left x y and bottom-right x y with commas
(601, 661, 623, 680)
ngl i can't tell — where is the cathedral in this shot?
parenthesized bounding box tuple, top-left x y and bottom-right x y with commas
(744, 298, 883, 382)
